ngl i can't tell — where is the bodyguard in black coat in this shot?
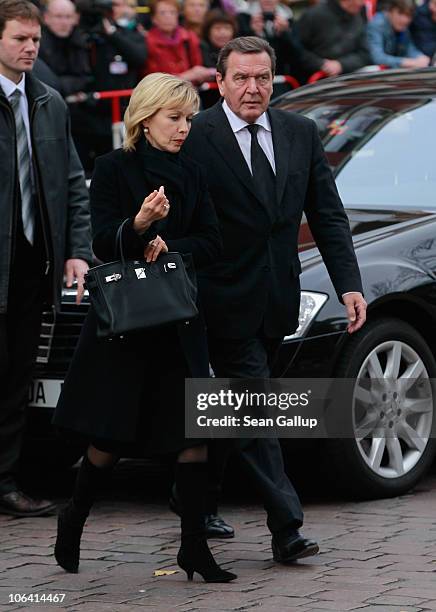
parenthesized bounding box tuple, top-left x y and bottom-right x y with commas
(0, 1, 91, 519)
(183, 37, 367, 563)
(52, 73, 236, 584)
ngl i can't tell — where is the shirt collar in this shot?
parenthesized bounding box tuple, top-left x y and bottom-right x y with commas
(0, 72, 26, 99)
(222, 99, 271, 134)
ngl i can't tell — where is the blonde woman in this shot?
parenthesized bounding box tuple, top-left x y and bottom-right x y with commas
(52, 73, 235, 583)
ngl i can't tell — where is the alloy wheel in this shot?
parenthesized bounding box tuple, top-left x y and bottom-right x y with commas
(352, 340, 433, 479)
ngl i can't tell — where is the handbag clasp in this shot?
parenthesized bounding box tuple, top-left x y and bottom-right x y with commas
(105, 273, 122, 283)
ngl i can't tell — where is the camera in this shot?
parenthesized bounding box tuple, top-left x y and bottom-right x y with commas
(92, 0, 113, 11)
(262, 11, 275, 22)
(76, 0, 114, 31)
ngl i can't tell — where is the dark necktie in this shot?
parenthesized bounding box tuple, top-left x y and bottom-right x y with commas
(246, 123, 276, 209)
(10, 89, 34, 245)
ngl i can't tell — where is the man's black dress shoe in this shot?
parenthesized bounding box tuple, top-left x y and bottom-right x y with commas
(204, 514, 234, 539)
(272, 532, 319, 563)
(169, 488, 235, 539)
(0, 491, 57, 517)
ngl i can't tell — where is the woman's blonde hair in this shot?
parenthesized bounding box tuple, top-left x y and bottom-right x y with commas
(123, 73, 200, 151)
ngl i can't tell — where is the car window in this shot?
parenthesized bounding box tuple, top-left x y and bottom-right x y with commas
(304, 104, 353, 140)
(306, 104, 391, 155)
(329, 101, 436, 209)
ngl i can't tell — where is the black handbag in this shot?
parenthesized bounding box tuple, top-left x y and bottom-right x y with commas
(84, 219, 199, 339)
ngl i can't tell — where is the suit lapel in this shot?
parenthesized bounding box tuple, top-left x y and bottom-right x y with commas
(269, 108, 292, 206)
(205, 104, 269, 213)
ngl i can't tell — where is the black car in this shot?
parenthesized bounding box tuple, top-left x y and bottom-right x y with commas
(28, 68, 436, 498)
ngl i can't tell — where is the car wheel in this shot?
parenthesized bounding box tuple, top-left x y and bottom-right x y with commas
(326, 317, 436, 499)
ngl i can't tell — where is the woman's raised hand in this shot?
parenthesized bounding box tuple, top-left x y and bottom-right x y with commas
(133, 185, 170, 234)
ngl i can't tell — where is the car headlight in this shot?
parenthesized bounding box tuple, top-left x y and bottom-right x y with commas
(283, 291, 328, 341)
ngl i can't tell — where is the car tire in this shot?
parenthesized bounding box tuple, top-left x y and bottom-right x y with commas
(325, 317, 436, 499)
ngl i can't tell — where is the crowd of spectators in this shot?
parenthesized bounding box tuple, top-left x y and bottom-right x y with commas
(30, 0, 436, 169)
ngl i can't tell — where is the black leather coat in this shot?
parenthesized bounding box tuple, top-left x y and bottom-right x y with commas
(0, 74, 92, 313)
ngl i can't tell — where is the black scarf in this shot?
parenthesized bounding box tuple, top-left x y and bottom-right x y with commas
(135, 136, 188, 235)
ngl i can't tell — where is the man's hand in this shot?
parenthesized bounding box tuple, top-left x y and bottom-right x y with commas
(343, 292, 367, 334)
(64, 258, 89, 305)
(181, 65, 216, 85)
(321, 59, 343, 76)
(402, 55, 430, 68)
(189, 65, 215, 85)
(273, 15, 290, 34)
(102, 17, 117, 36)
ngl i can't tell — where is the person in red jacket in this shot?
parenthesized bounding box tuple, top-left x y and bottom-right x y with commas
(142, 0, 214, 85)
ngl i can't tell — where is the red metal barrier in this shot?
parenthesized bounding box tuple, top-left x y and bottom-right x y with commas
(198, 81, 218, 91)
(307, 65, 387, 85)
(307, 71, 328, 84)
(93, 89, 133, 123)
(66, 89, 133, 149)
(273, 74, 301, 89)
(66, 76, 302, 149)
(70, 88, 133, 124)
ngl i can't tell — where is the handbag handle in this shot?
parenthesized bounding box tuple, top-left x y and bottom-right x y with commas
(115, 218, 130, 266)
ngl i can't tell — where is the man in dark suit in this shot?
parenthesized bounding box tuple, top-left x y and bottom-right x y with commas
(183, 36, 366, 563)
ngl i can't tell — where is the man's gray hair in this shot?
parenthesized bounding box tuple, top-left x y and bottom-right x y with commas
(216, 36, 276, 77)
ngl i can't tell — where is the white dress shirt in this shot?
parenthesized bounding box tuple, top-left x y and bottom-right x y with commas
(0, 73, 33, 160)
(222, 99, 276, 175)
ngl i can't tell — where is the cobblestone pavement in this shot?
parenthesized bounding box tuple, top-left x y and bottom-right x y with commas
(1, 462, 436, 612)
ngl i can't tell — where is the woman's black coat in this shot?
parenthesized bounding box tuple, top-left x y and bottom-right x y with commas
(53, 141, 221, 447)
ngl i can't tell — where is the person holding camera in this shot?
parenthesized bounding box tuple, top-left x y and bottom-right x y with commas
(237, 0, 302, 77)
(73, 0, 147, 170)
(76, 0, 146, 94)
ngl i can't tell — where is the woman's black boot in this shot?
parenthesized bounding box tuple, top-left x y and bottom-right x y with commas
(175, 462, 237, 583)
(54, 454, 111, 573)
(54, 502, 87, 573)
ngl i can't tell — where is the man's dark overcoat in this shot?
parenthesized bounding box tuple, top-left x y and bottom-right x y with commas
(183, 102, 363, 340)
(53, 142, 221, 449)
(0, 75, 91, 313)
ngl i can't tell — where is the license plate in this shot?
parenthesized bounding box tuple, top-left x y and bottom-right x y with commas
(28, 379, 63, 408)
